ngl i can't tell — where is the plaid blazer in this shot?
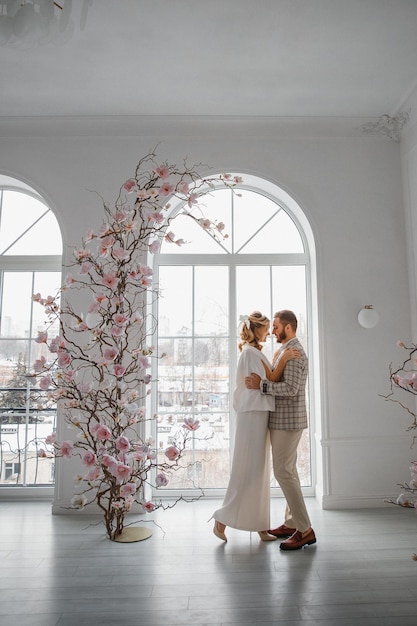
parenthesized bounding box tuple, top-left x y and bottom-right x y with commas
(261, 337, 308, 430)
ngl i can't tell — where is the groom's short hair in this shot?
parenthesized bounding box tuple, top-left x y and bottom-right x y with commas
(274, 309, 297, 332)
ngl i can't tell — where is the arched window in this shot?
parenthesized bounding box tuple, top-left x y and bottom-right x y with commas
(152, 174, 319, 498)
(0, 176, 62, 489)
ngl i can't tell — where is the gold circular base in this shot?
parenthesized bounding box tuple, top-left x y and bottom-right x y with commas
(114, 527, 153, 543)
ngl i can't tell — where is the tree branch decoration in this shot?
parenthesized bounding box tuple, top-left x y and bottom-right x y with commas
(30, 151, 241, 541)
(380, 341, 417, 558)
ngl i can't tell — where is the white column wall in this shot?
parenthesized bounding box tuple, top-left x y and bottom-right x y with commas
(0, 116, 411, 510)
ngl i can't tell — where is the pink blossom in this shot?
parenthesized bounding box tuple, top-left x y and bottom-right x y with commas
(45, 433, 57, 445)
(84, 229, 94, 242)
(148, 240, 160, 254)
(114, 313, 129, 326)
(96, 425, 112, 441)
(94, 292, 107, 304)
(111, 326, 124, 337)
(58, 352, 71, 368)
(199, 218, 211, 230)
(138, 355, 150, 369)
(114, 210, 130, 222)
(123, 178, 137, 192)
(75, 249, 91, 260)
(101, 453, 117, 468)
(120, 482, 137, 497)
(111, 500, 124, 510)
(35, 331, 48, 344)
(71, 494, 87, 509)
(39, 374, 53, 390)
(113, 463, 132, 481)
(178, 180, 189, 194)
(142, 501, 156, 512)
(33, 356, 47, 372)
(139, 264, 153, 277)
(233, 175, 243, 184)
(65, 273, 75, 286)
(80, 261, 93, 274)
(187, 193, 198, 207)
(165, 445, 180, 461)
(159, 181, 175, 197)
(32, 292, 43, 303)
(183, 417, 200, 431)
(112, 246, 130, 261)
(115, 436, 130, 452)
(102, 271, 119, 289)
(84, 466, 102, 481)
(59, 441, 74, 458)
(82, 450, 97, 466)
(37, 448, 47, 458)
(113, 364, 126, 378)
(103, 347, 119, 361)
(155, 473, 169, 487)
(49, 336, 66, 353)
(155, 165, 170, 179)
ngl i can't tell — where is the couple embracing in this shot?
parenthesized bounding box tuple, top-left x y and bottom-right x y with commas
(212, 310, 316, 551)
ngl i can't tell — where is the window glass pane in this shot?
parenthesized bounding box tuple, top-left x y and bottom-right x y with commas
(32, 272, 61, 337)
(236, 265, 272, 322)
(158, 266, 192, 335)
(240, 208, 304, 254)
(194, 266, 228, 335)
(0, 191, 62, 255)
(0, 273, 32, 337)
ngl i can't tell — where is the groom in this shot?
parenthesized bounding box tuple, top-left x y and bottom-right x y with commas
(245, 309, 316, 550)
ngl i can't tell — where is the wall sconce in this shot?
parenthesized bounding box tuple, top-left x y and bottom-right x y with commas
(358, 305, 379, 329)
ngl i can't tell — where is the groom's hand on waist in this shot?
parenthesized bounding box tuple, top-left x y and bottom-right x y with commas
(245, 373, 261, 389)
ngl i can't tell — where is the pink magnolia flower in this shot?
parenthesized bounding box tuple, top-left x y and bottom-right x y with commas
(84, 466, 102, 482)
(120, 482, 137, 497)
(103, 347, 119, 361)
(178, 180, 189, 194)
(84, 229, 94, 242)
(45, 432, 57, 445)
(155, 165, 170, 179)
(39, 374, 53, 390)
(96, 425, 112, 441)
(115, 436, 130, 452)
(155, 473, 169, 487)
(80, 261, 93, 274)
(101, 453, 117, 468)
(187, 193, 198, 207)
(75, 248, 91, 260)
(82, 451, 97, 466)
(102, 271, 119, 289)
(59, 441, 74, 458)
(123, 178, 137, 192)
(32, 292, 43, 303)
(113, 364, 126, 378)
(94, 292, 107, 304)
(183, 417, 200, 431)
(37, 448, 47, 458)
(165, 445, 180, 461)
(111, 326, 124, 337)
(199, 218, 211, 230)
(114, 313, 129, 326)
(49, 336, 66, 353)
(159, 181, 175, 197)
(142, 501, 156, 512)
(35, 331, 48, 344)
(112, 246, 130, 261)
(58, 352, 71, 368)
(113, 463, 132, 481)
(139, 264, 153, 277)
(33, 356, 47, 372)
(148, 240, 160, 254)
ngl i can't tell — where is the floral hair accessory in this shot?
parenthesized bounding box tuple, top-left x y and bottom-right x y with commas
(239, 315, 250, 330)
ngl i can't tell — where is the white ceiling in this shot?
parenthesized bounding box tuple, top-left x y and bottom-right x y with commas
(1, 0, 417, 119)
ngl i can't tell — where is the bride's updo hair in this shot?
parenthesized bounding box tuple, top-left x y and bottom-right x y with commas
(238, 311, 270, 352)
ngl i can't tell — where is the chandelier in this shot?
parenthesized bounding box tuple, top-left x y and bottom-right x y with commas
(0, 1, 91, 47)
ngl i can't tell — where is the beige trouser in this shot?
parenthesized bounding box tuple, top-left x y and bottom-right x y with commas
(270, 428, 311, 533)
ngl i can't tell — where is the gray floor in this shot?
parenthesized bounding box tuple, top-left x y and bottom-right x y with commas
(1, 498, 417, 626)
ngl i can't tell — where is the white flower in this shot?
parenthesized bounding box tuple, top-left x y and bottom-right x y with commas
(71, 493, 87, 509)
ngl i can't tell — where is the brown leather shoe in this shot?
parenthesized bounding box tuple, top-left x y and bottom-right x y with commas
(280, 528, 316, 550)
(268, 524, 296, 538)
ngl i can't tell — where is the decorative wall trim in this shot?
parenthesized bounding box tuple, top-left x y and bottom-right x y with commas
(361, 112, 410, 141)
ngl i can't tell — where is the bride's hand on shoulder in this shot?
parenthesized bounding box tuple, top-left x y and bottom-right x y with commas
(282, 347, 300, 363)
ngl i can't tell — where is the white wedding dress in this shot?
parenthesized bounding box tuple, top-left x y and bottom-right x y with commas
(213, 346, 275, 531)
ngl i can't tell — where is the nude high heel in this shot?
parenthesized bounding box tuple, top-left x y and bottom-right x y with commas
(258, 531, 277, 541)
(213, 521, 227, 542)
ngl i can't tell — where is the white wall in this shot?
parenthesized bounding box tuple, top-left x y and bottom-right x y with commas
(0, 116, 411, 510)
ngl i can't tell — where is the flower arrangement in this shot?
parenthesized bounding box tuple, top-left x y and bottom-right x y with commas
(31, 150, 239, 541)
(381, 341, 417, 558)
